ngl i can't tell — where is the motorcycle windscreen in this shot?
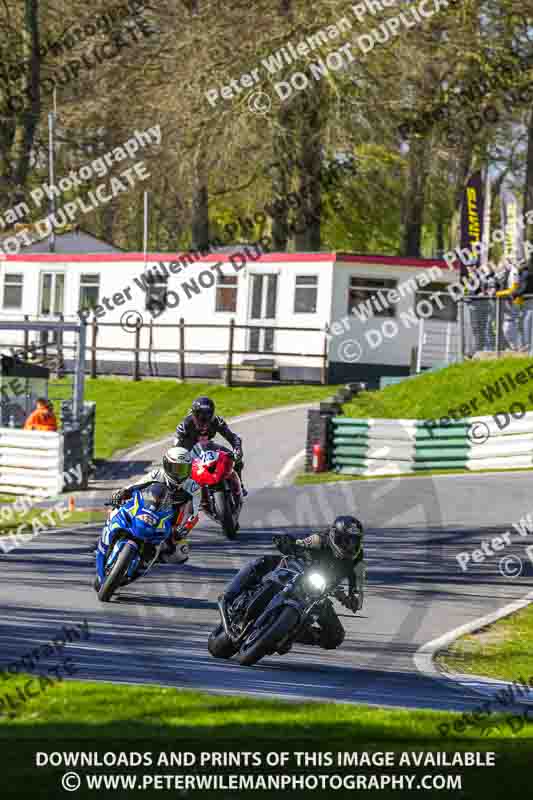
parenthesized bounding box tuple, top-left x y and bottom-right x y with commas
(130, 485, 174, 538)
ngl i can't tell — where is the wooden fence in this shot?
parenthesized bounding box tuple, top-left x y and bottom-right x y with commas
(2, 316, 329, 386)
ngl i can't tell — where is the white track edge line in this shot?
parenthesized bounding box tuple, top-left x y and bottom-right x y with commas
(414, 589, 533, 703)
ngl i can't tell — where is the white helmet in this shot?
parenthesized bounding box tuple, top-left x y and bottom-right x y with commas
(162, 446, 192, 486)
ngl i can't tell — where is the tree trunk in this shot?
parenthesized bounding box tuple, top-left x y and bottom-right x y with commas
(0, 0, 41, 211)
(401, 137, 429, 257)
(270, 105, 291, 250)
(294, 90, 322, 251)
(524, 110, 533, 264)
(191, 149, 209, 250)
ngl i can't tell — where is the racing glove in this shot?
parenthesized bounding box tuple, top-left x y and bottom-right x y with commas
(110, 489, 129, 508)
(273, 534, 295, 554)
(173, 513, 199, 540)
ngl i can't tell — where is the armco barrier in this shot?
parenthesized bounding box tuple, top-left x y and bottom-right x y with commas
(332, 413, 533, 475)
(0, 428, 64, 496)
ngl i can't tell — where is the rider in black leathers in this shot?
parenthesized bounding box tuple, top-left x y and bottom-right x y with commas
(174, 396, 246, 494)
(220, 516, 366, 649)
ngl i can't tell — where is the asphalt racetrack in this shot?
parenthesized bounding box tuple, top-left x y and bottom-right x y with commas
(1, 405, 532, 710)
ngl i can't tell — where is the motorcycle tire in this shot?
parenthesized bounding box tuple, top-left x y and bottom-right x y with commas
(98, 544, 135, 603)
(238, 606, 300, 667)
(214, 490, 238, 540)
(207, 624, 239, 660)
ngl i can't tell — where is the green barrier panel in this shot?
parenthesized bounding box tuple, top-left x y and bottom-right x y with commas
(415, 446, 470, 458)
(415, 451, 470, 462)
(332, 417, 370, 429)
(414, 461, 469, 470)
(415, 428, 469, 440)
(334, 447, 373, 458)
(332, 435, 370, 443)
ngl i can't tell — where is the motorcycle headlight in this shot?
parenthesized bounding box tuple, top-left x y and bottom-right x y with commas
(307, 572, 326, 593)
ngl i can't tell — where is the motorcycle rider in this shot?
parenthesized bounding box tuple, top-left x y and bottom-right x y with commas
(94, 447, 200, 591)
(220, 515, 365, 649)
(174, 396, 247, 496)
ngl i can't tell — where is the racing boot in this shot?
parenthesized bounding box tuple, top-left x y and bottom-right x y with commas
(295, 625, 321, 646)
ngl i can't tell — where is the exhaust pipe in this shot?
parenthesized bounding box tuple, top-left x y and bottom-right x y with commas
(218, 596, 233, 639)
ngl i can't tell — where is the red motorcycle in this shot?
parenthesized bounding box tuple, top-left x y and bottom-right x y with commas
(191, 441, 242, 539)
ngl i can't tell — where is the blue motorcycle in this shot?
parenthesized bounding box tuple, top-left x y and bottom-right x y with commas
(95, 482, 189, 603)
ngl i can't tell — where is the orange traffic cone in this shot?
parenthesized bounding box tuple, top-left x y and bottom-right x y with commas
(68, 496, 75, 513)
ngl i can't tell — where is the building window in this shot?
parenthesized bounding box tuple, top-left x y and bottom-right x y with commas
(294, 275, 318, 313)
(415, 282, 457, 322)
(79, 274, 100, 310)
(348, 277, 397, 318)
(215, 274, 238, 312)
(3, 273, 23, 309)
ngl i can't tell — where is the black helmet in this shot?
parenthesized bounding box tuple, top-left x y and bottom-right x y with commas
(191, 396, 215, 428)
(328, 515, 363, 560)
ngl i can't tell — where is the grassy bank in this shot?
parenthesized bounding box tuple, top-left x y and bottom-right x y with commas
(342, 357, 533, 420)
(50, 379, 336, 460)
(0, 509, 105, 536)
(437, 603, 533, 682)
(296, 466, 533, 485)
(1, 674, 532, 738)
(1, 679, 532, 798)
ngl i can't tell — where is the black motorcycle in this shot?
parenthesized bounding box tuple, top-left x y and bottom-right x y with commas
(208, 552, 346, 667)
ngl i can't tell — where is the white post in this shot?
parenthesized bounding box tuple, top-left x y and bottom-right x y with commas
(481, 166, 491, 270)
(143, 191, 149, 270)
(48, 111, 56, 253)
(416, 318, 424, 372)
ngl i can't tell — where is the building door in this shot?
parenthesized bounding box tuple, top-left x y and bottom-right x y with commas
(39, 272, 65, 344)
(248, 273, 278, 353)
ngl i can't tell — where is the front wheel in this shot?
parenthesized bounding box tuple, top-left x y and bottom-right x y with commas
(213, 490, 238, 540)
(238, 606, 300, 667)
(98, 544, 135, 602)
(207, 624, 239, 660)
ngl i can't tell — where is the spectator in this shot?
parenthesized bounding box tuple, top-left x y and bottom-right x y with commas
(481, 264, 499, 351)
(513, 259, 533, 354)
(23, 398, 58, 432)
(496, 259, 521, 350)
(464, 265, 485, 355)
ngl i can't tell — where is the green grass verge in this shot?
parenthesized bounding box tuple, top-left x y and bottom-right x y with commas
(295, 466, 533, 485)
(51, 379, 336, 460)
(2, 679, 533, 798)
(342, 357, 533, 420)
(1, 676, 531, 738)
(1, 681, 532, 797)
(437, 604, 533, 682)
(0, 509, 105, 535)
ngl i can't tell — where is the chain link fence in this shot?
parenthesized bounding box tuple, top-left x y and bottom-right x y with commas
(460, 295, 533, 358)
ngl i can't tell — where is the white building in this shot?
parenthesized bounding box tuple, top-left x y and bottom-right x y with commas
(0, 231, 460, 386)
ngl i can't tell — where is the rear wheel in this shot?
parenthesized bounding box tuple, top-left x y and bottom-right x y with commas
(238, 606, 300, 667)
(214, 490, 238, 539)
(207, 624, 239, 659)
(98, 544, 135, 603)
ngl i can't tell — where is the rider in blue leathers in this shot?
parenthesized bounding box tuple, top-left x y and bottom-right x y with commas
(95, 447, 200, 591)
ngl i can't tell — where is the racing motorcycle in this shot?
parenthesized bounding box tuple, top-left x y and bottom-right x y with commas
(191, 440, 242, 539)
(96, 482, 189, 603)
(208, 551, 343, 666)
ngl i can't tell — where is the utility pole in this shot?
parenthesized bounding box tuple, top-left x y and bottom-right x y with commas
(143, 190, 149, 269)
(48, 107, 56, 253)
(481, 164, 491, 271)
